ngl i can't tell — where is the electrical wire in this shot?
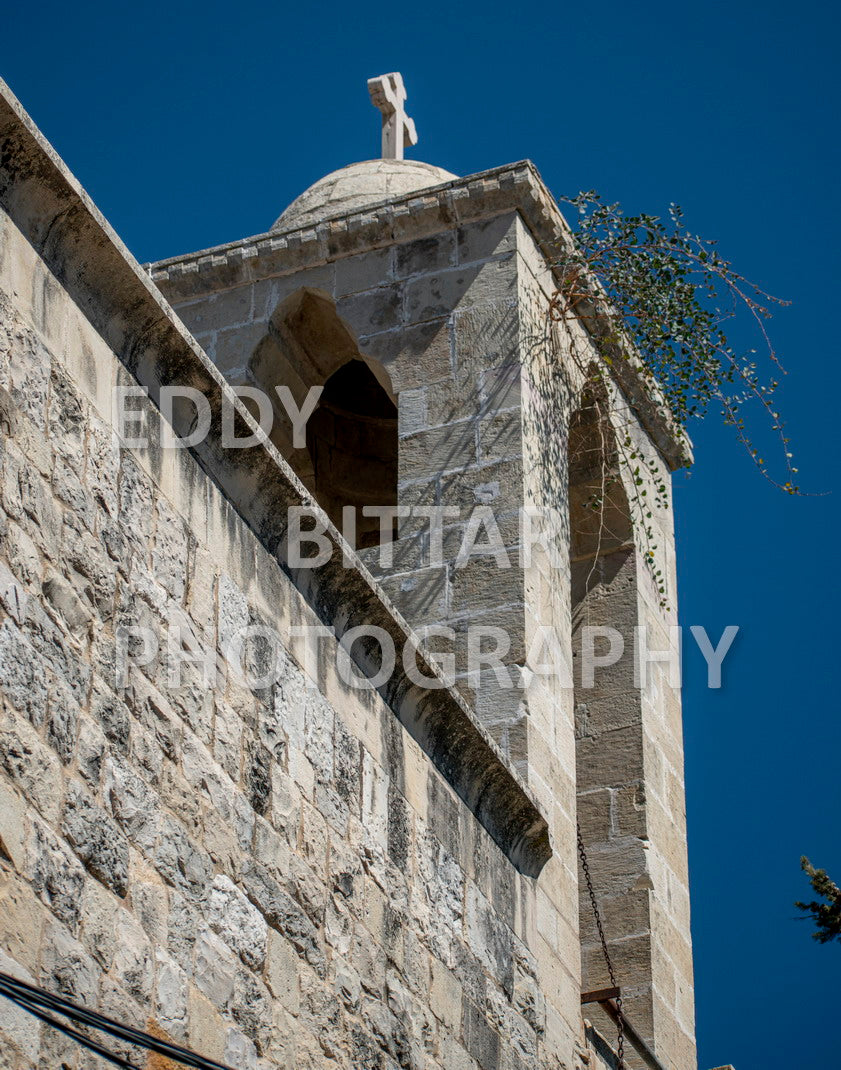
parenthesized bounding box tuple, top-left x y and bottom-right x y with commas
(0, 971, 236, 1070)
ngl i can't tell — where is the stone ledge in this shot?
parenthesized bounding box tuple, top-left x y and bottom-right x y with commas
(150, 161, 551, 294)
(0, 76, 552, 878)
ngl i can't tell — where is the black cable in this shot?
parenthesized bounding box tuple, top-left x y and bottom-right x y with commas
(0, 971, 236, 1070)
(1, 990, 140, 1069)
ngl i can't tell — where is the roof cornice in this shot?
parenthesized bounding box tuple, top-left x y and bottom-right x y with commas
(151, 161, 689, 471)
(150, 160, 559, 295)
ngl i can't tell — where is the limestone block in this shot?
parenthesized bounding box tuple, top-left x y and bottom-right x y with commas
(265, 928, 300, 1013)
(438, 459, 523, 513)
(0, 871, 45, 975)
(42, 567, 92, 638)
(429, 952, 462, 1032)
(213, 320, 267, 377)
(413, 831, 464, 971)
(479, 360, 522, 414)
(255, 264, 338, 322)
(187, 984, 227, 1062)
(133, 878, 169, 947)
(404, 258, 516, 325)
(40, 917, 98, 1003)
(399, 421, 477, 482)
(466, 884, 514, 997)
(194, 927, 237, 1010)
(64, 526, 118, 622)
(361, 748, 389, 850)
(223, 1027, 259, 1068)
(118, 452, 156, 552)
(359, 317, 453, 392)
(111, 906, 153, 1002)
(62, 779, 130, 897)
(452, 304, 519, 376)
(576, 789, 612, 845)
(337, 284, 403, 337)
(19, 466, 62, 562)
(0, 619, 49, 728)
(457, 215, 519, 266)
(408, 381, 465, 435)
(380, 567, 448, 627)
(208, 873, 268, 970)
(217, 571, 250, 656)
(104, 755, 161, 857)
(0, 779, 25, 873)
(152, 495, 190, 602)
(335, 247, 395, 297)
(0, 948, 40, 1063)
(478, 410, 521, 464)
(395, 233, 457, 279)
(240, 859, 325, 975)
(154, 948, 189, 1041)
(449, 558, 522, 617)
(48, 365, 86, 464)
(0, 707, 63, 823)
(0, 315, 50, 434)
(439, 1029, 478, 1070)
(154, 813, 213, 899)
(180, 287, 253, 335)
(462, 997, 501, 1070)
(398, 385, 428, 437)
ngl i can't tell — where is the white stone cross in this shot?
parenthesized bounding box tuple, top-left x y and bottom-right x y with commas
(367, 72, 418, 160)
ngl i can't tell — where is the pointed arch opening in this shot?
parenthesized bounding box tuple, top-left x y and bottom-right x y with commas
(248, 287, 398, 547)
(569, 380, 649, 1034)
(568, 382, 634, 585)
(306, 359, 398, 547)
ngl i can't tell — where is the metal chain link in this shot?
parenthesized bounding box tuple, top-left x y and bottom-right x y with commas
(577, 821, 626, 1070)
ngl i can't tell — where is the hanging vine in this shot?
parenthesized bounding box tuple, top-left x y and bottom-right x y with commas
(548, 192, 798, 607)
(551, 191, 797, 491)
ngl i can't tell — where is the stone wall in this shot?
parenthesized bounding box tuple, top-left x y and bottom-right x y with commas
(0, 81, 597, 1070)
(156, 185, 695, 1068)
(163, 214, 530, 746)
(158, 212, 590, 1068)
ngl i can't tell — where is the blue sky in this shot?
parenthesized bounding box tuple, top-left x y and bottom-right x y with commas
(3, 1, 839, 1067)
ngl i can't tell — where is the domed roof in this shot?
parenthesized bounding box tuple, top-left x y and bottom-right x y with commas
(272, 159, 458, 231)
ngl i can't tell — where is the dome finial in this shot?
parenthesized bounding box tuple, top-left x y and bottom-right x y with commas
(367, 73, 418, 160)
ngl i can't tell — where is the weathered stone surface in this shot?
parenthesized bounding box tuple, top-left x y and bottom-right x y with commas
(240, 859, 325, 975)
(0, 620, 48, 726)
(208, 873, 268, 969)
(62, 779, 129, 896)
(2, 716, 62, 822)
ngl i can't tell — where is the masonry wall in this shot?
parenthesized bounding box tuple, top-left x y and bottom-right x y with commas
(159, 196, 696, 1069)
(565, 373, 694, 1068)
(513, 219, 696, 1069)
(0, 133, 597, 1070)
(162, 215, 590, 1069)
(166, 213, 530, 750)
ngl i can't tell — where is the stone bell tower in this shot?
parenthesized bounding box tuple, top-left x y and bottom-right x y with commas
(152, 73, 696, 1069)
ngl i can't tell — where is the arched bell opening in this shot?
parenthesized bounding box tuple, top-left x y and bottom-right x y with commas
(306, 359, 398, 548)
(248, 288, 398, 549)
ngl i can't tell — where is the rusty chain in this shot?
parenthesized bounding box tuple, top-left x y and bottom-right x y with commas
(577, 821, 626, 1070)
